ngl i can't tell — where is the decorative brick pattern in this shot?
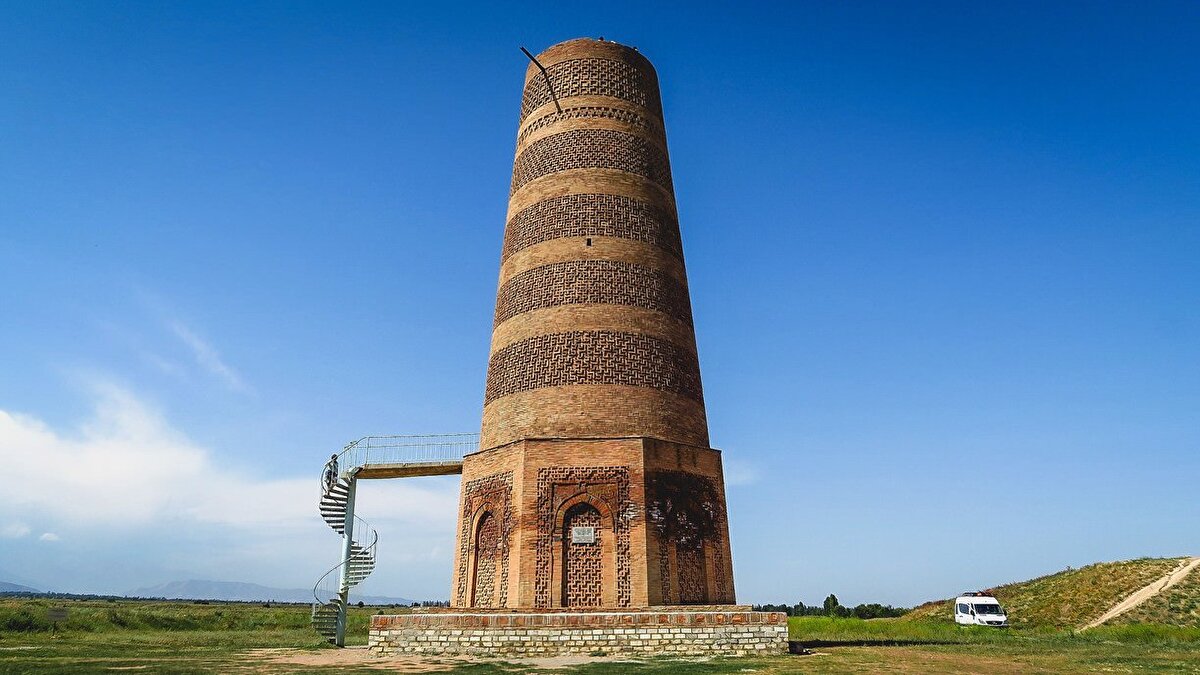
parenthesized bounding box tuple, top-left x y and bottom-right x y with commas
(650, 470, 732, 605)
(535, 466, 632, 608)
(485, 331, 703, 405)
(714, 538, 730, 604)
(473, 512, 499, 607)
(493, 260, 693, 328)
(518, 105, 662, 146)
(501, 193, 682, 262)
(520, 58, 661, 120)
(510, 129, 673, 193)
(455, 472, 513, 607)
(563, 504, 603, 608)
(370, 610, 789, 657)
(677, 544, 707, 605)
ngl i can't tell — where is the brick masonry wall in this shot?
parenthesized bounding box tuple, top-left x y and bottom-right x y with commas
(452, 438, 734, 608)
(369, 610, 789, 657)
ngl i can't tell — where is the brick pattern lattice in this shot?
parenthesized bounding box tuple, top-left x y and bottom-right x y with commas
(501, 193, 682, 262)
(535, 467, 632, 607)
(493, 260, 693, 327)
(654, 472, 732, 604)
(484, 331, 703, 405)
(518, 105, 663, 146)
(520, 58, 661, 119)
(473, 512, 499, 607)
(455, 471, 513, 607)
(677, 544, 707, 604)
(510, 129, 673, 193)
(713, 532, 729, 603)
(562, 504, 604, 607)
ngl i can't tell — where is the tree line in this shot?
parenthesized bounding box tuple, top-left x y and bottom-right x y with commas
(752, 594, 908, 619)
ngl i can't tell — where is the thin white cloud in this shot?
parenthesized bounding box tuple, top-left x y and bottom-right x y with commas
(2, 523, 31, 539)
(168, 320, 250, 393)
(141, 352, 187, 379)
(0, 382, 462, 595)
(39, 533, 60, 542)
(0, 383, 455, 530)
(722, 457, 761, 486)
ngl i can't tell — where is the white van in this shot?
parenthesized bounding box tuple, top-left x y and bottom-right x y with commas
(954, 591, 1009, 627)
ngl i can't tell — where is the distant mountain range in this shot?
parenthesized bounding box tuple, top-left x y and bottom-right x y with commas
(126, 579, 414, 605)
(0, 581, 41, 594)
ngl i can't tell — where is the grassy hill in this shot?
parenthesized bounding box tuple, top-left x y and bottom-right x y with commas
(905, 557, 1186, 628)
(1115, 561, 1200, 627)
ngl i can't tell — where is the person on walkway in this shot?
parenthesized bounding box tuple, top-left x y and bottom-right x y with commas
(323, 454, 339, 493)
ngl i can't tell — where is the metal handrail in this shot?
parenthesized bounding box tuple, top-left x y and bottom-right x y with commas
(312, 515, 378, 606)
(334, 433, 479, 476)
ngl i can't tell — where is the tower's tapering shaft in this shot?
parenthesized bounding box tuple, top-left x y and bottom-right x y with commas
(482, 38, 708, 450)
(453, 38, 734, 611)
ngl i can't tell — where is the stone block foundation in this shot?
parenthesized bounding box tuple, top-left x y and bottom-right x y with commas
(369, 609, 788, 657)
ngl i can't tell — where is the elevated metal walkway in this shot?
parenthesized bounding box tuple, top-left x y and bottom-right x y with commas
(339, 434, 476, 479)
(312, 433, 478, 645)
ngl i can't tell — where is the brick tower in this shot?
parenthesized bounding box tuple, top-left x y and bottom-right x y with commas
(451, 37, 735, 609)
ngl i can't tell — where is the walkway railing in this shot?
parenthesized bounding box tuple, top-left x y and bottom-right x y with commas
(335, 433, 479, 474)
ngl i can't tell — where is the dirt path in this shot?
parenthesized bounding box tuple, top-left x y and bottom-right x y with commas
(1082, 556, 1200, 629)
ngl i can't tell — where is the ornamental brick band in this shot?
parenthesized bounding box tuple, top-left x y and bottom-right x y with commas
(501, 193, 682, 261)
(518, 105, 664, 147)
(493, 259, 693, 327)
(520, 57, 661, 119)
(369, 610, 788, 657)
(483, 330, 704, 405)
(510, 128, 673, 193)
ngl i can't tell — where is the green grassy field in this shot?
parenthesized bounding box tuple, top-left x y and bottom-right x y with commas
(3, 598, 1200, 673)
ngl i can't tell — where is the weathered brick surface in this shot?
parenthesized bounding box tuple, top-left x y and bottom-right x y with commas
(369, 610, 788, 657)
(498, 235, 688, 289)
(517, 102, 665, 150)
(479, 386, 709, 450)
(489, 305, 697, 362)
(484, 331, 703, 405)
(453, 438, 734, 608)
(501, 193, 681, 262)
(493, 260, 692, 327)
(511, 128, 673, 193)
(453, 38, 736, 615)
(519, 54, 662, 119)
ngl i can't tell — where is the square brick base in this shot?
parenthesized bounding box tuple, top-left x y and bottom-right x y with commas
(369, 608, 788, 657)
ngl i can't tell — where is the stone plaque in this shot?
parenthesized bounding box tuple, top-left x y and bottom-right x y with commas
(570, 526, 596, 544)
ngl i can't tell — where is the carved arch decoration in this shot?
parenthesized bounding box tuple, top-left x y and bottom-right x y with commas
(468, 506, 501, 607)
(559, 501, 608, 607)
(534, 466, 632, 608)
(455, 471, 513, 607)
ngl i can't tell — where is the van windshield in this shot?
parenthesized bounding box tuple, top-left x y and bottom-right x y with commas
(973, 603, 1003, 615)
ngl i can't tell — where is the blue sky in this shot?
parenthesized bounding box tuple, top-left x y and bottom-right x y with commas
(1, 1, 1197, 606)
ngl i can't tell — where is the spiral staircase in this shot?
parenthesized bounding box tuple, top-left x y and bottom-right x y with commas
(311, 477, 378, 644)
(310, 434, 477, 646)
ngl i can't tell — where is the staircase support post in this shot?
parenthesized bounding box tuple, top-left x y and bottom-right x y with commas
(336, 472, 357, 647)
